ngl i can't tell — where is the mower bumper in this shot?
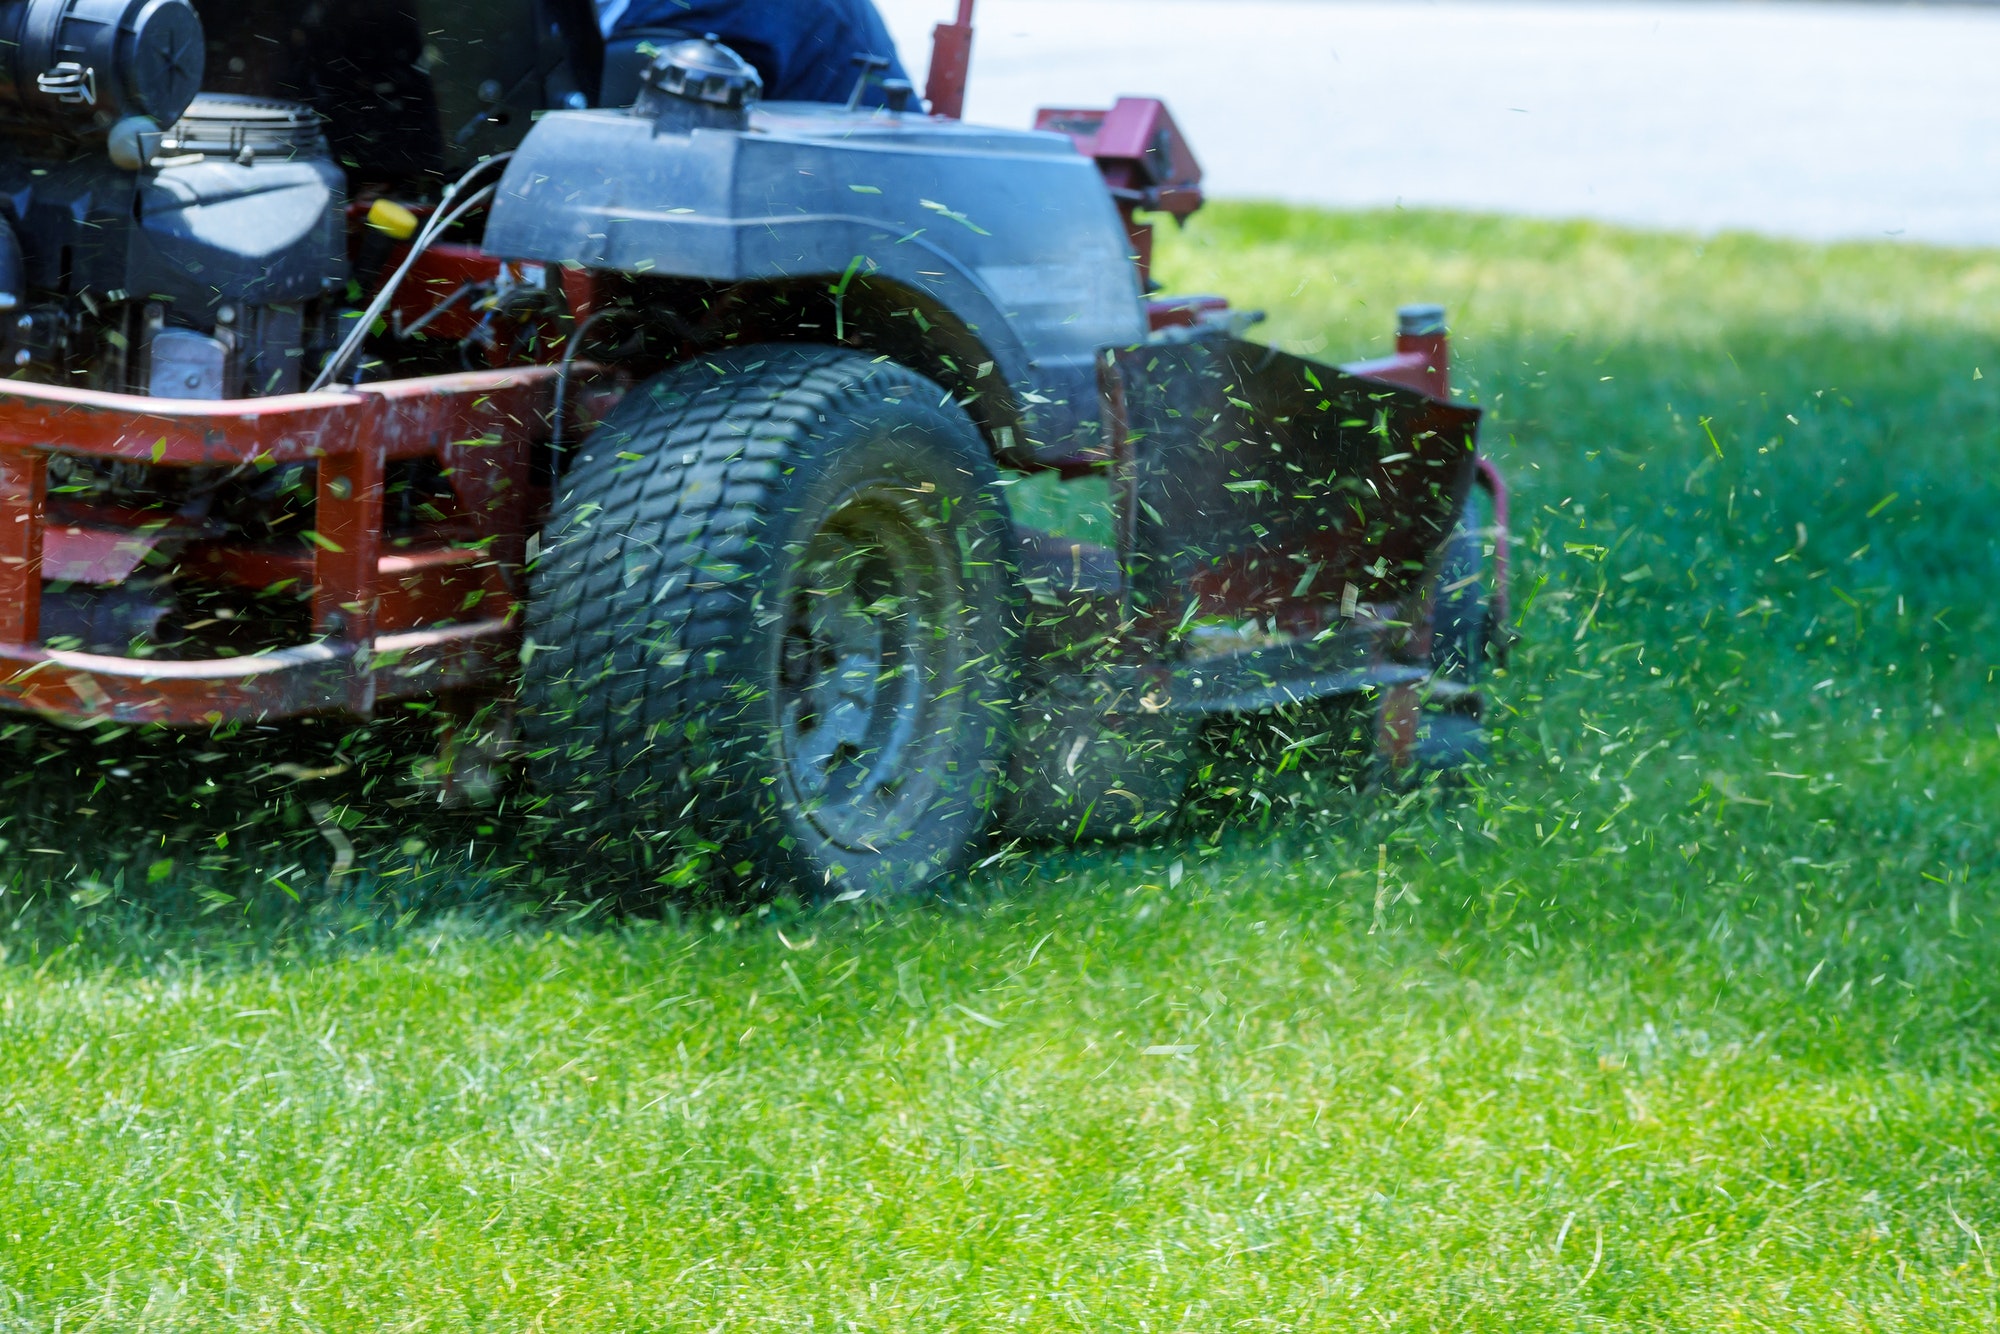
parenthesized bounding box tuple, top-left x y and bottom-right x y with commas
(0, 368, 560, 726)
(0, 623, 513, 727)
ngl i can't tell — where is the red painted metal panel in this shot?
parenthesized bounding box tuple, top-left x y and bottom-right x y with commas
(379, 548, 512, 631)
(387, 243, 505, 346)
(0, 366, 577, 725)
(0, 450, 45, 645)
(925, 0, 976, 119)
(1342, 332, 1452, 403)
(43, 524, 165, 585)
(184, 543, 509, 635)
(1033, 99, 1203, 203)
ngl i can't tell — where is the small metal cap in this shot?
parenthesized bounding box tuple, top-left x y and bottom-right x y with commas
(881, 78, 913, 113)
(1398, 303, 1447, 336)
(644, 34, 763, 111)
(106, 115, 162, 172)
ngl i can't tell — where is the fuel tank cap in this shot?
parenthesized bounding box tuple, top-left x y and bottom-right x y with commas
(634, 34, 762, 132)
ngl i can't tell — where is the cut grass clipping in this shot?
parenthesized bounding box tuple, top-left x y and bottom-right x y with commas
(2, 206, 1997, 1330)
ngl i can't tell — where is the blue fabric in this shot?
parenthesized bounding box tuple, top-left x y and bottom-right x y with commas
(601, 0, 911, 106)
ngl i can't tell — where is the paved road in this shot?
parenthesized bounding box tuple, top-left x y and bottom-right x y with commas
(876, 0, 2000, 244)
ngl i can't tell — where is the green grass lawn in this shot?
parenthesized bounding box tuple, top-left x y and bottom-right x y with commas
(3, 206, 1999, 1330)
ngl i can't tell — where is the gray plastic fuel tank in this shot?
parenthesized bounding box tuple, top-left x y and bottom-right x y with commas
(483, 102, 1147, 458)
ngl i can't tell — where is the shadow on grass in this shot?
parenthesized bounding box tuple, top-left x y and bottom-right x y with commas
(0, 685, 1462, 973)
(0, 708, 538, 963)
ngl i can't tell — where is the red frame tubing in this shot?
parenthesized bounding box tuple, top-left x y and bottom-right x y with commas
(1342, 328, 1452, 403)
(1474, 455, 1512, 664)
(0, 448, 46, 645)
(312, 434, 386, 713)
(926, 0, 976, 119)
(0, 367, 569, 726)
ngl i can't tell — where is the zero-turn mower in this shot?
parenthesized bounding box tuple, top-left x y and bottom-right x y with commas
(0, 0, 1508, 894)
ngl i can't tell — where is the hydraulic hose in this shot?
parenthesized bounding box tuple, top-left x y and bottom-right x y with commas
(310, 154, 514, 393)
(550, 307, 611, 458)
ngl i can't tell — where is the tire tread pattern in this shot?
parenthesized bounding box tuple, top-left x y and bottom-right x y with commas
(521, 344, 991, 883)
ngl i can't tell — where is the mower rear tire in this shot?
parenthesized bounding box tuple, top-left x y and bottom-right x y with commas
(521, 345, 1017, 898)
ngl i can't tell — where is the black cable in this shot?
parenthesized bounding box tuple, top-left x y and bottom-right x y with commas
(551, 308, 612, 458)
(310, 155, 514, 393)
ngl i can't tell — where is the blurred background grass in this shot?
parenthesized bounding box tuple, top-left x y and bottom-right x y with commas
(1, 205, 1996, 1330)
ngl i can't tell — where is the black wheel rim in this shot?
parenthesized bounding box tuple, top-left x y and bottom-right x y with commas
(777, 486, 955, 853)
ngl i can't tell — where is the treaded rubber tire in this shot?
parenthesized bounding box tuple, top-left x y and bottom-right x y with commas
(1417, 502, 1494, 775)
(1430, 520, 1488, 681)
(520, 344, 1016, 898)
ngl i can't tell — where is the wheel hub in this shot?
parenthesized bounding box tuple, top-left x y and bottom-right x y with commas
(777, 492, 944, 851)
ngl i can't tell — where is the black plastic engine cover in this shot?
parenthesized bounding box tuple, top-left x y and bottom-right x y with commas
(0, 140, 342, 316)
(133, 156, 344, 311)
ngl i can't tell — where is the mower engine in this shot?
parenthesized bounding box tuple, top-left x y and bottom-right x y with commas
(0, 0, 353, 646)
(0, 0, 348, 400)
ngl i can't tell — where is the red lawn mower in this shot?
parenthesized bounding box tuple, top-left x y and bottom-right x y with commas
(0, 0, 1507, 894)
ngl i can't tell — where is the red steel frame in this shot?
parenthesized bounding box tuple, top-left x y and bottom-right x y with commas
(0, 320, 1498, 739)
(0, 334, 1495, 736)
(925, 0, 976, 119)
(0, 368, 564, 725)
